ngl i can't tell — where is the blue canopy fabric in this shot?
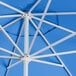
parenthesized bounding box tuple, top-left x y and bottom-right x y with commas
(0, 0, 76, 76)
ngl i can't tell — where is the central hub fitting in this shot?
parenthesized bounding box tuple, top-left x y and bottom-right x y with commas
(22, 12, 31, 19)
(21, 55, 32, 62)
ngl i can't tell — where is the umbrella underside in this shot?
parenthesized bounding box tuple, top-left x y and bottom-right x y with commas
(0, 0, 76, 76)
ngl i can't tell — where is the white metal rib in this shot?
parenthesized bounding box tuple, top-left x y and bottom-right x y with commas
(32, 12, 76, 16)
(0, 14, 22, 18)
(31, 33, 76, 56)
(0, 48, 20, 57)
(52, 33, 76, 47)
(31, 16, 75, 34)
(29, 0, 41, 13)
(29, 0, 52, 54)
(0, 56, 20, 59)
(32, 59, 63, 67)
(0, 1, 25, 14)
(0, 25, 24, 56)
(0, 17, 22, 30)
(33, 50, 76, 58)
(7, 60, 23, 69)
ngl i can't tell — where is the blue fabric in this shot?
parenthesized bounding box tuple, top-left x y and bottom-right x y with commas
(0, 0, 76, 76)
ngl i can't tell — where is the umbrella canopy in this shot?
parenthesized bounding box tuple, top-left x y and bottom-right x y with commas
(0, 0, 76, 76)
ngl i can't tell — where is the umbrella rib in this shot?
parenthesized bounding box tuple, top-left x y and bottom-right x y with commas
(32, 12, 76, 16)
(28, 0, 52, 54)
(0, 17, 22, 30)
(31, 16, 75, 34)
(0, 1, 25, 14)
(7, 60, 23, 69)
(0, 14, 22, 18)
(30, 19, 72, 76)
(51, 33, 76, 47)
(0, 56, 20, 59)
(0, 48, 20, 57)
(5, 21, 25, 76)
(32, 59, 63, 67)
(29, 0, 41, 13)
(33, 50, 76, 58)
(31, 33, 75, 56)
(0, 25, 24, 56)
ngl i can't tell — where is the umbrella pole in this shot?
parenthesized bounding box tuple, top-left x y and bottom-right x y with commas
(24, 14, 29, 76)
(24, 61, 29, 76)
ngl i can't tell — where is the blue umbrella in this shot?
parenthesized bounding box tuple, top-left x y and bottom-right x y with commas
(0, 0, 76, 76)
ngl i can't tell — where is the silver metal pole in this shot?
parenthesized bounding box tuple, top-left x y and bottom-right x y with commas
(24, 14, 29, 76)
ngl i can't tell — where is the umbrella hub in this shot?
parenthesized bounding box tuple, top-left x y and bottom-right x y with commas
(21, 55, 32, 62)
(22, 13, 31, 19)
